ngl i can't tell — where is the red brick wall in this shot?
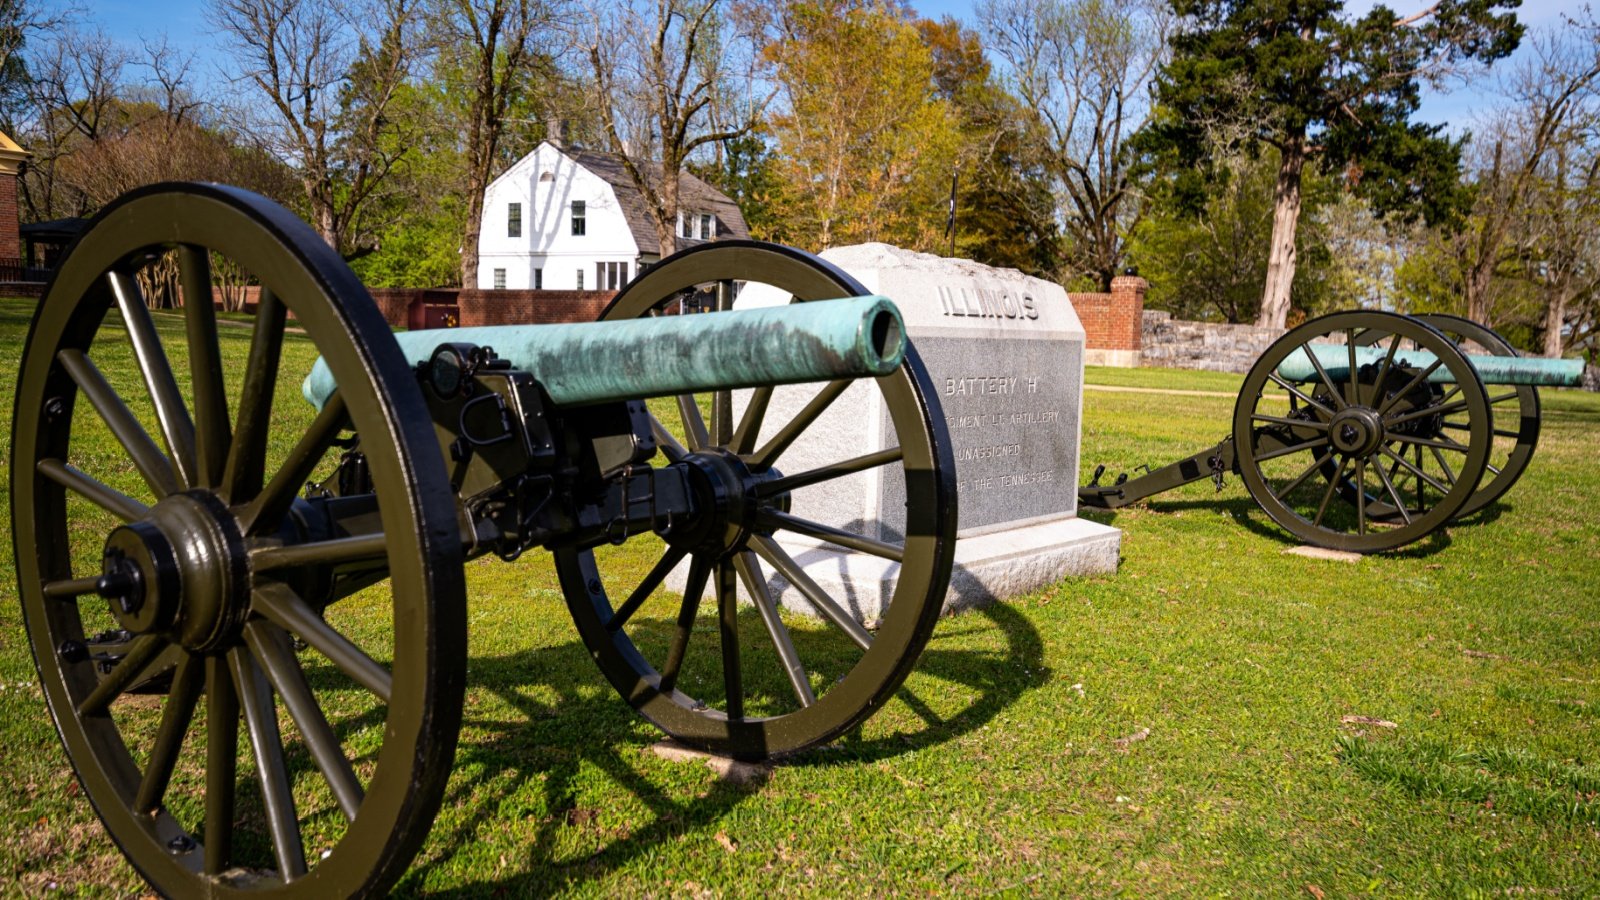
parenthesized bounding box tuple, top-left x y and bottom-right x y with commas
(1068, 275, 1146, 352)
(208, 286, 617, 330)
(0, 171, 18, 260)
(456, 289, 616, 326)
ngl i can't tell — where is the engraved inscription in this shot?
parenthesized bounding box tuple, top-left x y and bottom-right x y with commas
(937, 283, 1040, 321)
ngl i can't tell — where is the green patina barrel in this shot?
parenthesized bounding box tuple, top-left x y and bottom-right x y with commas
(1278, 344, 1584, 387)
(302, 294, 906, 409)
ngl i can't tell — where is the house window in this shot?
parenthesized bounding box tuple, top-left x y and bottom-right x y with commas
(597, 261, 629, 290)
(571, 200, 586, 236)
(507, 202, 521, 238)
(576, 270, 584, 290)
(493, 268, 506, 290)
(533, 267, 543, 290)
(539, 171, 554, 182)
(700, 214, 713, 240)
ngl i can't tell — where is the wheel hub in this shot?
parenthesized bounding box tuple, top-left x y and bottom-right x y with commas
(100, 492, 249, 651)
(1328, 406, 1386, 458)
(674, 451, 789, 557)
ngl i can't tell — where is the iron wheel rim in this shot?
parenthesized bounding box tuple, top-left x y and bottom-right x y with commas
(556, 241, 957, 760)
(1233, 310, 1491, 553)
(10, 183, 465, 895)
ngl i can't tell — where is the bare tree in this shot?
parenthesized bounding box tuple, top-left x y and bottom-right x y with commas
(1448, 19, 1600, 335)
(208, 0, 422, 256)
(14, 27, 130, 219)
(429, 0, 561, 286)
(981, 0, 1168, 290)
(582, 0, 765, 259)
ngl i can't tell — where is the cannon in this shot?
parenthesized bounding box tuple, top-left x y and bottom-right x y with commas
(10, 183, 957, 895)
(1079, 310, 1582, 553)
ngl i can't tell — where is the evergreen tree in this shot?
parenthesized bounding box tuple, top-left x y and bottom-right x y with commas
(1149, 0, 1522, 327)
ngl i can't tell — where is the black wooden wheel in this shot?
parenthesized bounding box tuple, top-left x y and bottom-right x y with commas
(556, 241, 957, 760)
(1354, 314, 1539, 519)
(1233, 310, 1492, 553)
(11, 184, 465, 895)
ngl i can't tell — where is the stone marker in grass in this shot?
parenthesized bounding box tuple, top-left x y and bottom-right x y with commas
(710, 243, 1121, 617)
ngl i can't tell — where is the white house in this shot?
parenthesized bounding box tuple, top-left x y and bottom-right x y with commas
(477, 140, 750, 291)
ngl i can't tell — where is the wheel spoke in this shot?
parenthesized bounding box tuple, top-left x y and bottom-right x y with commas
(649, 414, 688, 462)
(37, 458, 148, 521)
(109, 268, 198, 488)
(731, 385, 772, 455)
(223, 288, 287, 505)
(759, 508, 904, 562)
(750, 378, 852, 470)
(1250, 414, 1329, 431)
(1354, 459, 1367, 535)
(245, 621, 363, 822)
(716, 561, 743, 720)
(1266, 373, 1337, 417)
(1387, 432, 1470, 453)
(1381, 445, 1451, 495)
(1253, 435, 1330, 465)
(250, 533, 388, 573)
(1375, 359, 1444, 416)
(1345, 330, 1360, 407)
(229, 647, 307, 881)
(1388, 398, 1470, 425)
(134, 651, 203, 814)
(1313, 457, 1349, 528)
(750, 534, 873, 651)
(204, 654, 238, 875)
(42, 575, 102, 599)
(76, 634, 165, 716)
(1373, 460, 1413, 526)
(239, 392, 346, 536)
(1487, 391, 1518, 405)
(253, 584, 392, 703)
(753, 447, 903, 498)
(677, 394, 710, 451)
(607, 545, 689, 633)
(57, 349, 180, 498)
(1368, 336, 1402, 401)
(658, 554, 710, 695)
(1300, 342, 1347, 410)
(733, 551, 814, 708)
(1269, 449, 1336, 501)
(180, 245, 231, 487)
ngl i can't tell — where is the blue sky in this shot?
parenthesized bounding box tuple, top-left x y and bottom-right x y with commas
(63, 0, 1576, 136)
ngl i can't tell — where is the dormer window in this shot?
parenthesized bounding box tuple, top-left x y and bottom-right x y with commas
(678, 210, 712, 240)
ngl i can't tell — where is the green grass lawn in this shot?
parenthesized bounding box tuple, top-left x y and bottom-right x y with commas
(2, 294, 1598, 896)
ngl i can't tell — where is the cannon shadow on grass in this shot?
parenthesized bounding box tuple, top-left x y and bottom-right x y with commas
(1083, 494, 1460, 558)
(390, 602, 1043, 898)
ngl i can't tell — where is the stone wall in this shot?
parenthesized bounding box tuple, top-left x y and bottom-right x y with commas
(1066, 275, 1146, 367)
(1139, 310, 1285, 373)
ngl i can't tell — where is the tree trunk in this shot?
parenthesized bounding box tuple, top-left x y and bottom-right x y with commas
(656, 158, 680, 260)
(1542, 283, 1569, 358)
(1464, 253, 1494, 326)
(1257, 134, 1306, 329)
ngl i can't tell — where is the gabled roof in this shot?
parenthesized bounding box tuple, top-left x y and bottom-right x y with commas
(560, 145, 750, 256)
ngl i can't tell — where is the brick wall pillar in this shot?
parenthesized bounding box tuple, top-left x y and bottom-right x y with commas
(0, 131, 28, 261)
(1107, 274, 1147, 361)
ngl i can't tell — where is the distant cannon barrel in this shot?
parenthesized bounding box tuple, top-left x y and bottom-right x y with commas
(302, 293, 906, 409)
(1277, 344, 1584, 387)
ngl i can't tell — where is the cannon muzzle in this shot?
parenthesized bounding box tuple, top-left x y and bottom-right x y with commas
(1278, 344, 1584, 387)
(302, 294, 906, 409)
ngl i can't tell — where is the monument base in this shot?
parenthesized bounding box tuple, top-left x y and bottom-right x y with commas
(671, 516, 1121, 622)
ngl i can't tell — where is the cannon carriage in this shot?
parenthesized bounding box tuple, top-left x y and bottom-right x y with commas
(10, 184, 957, 895)
(1079, 310, 1583, 553)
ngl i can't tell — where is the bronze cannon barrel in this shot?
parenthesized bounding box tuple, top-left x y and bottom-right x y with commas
(1277, 344, 1584, 387)
(302, 294, 906, 409)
